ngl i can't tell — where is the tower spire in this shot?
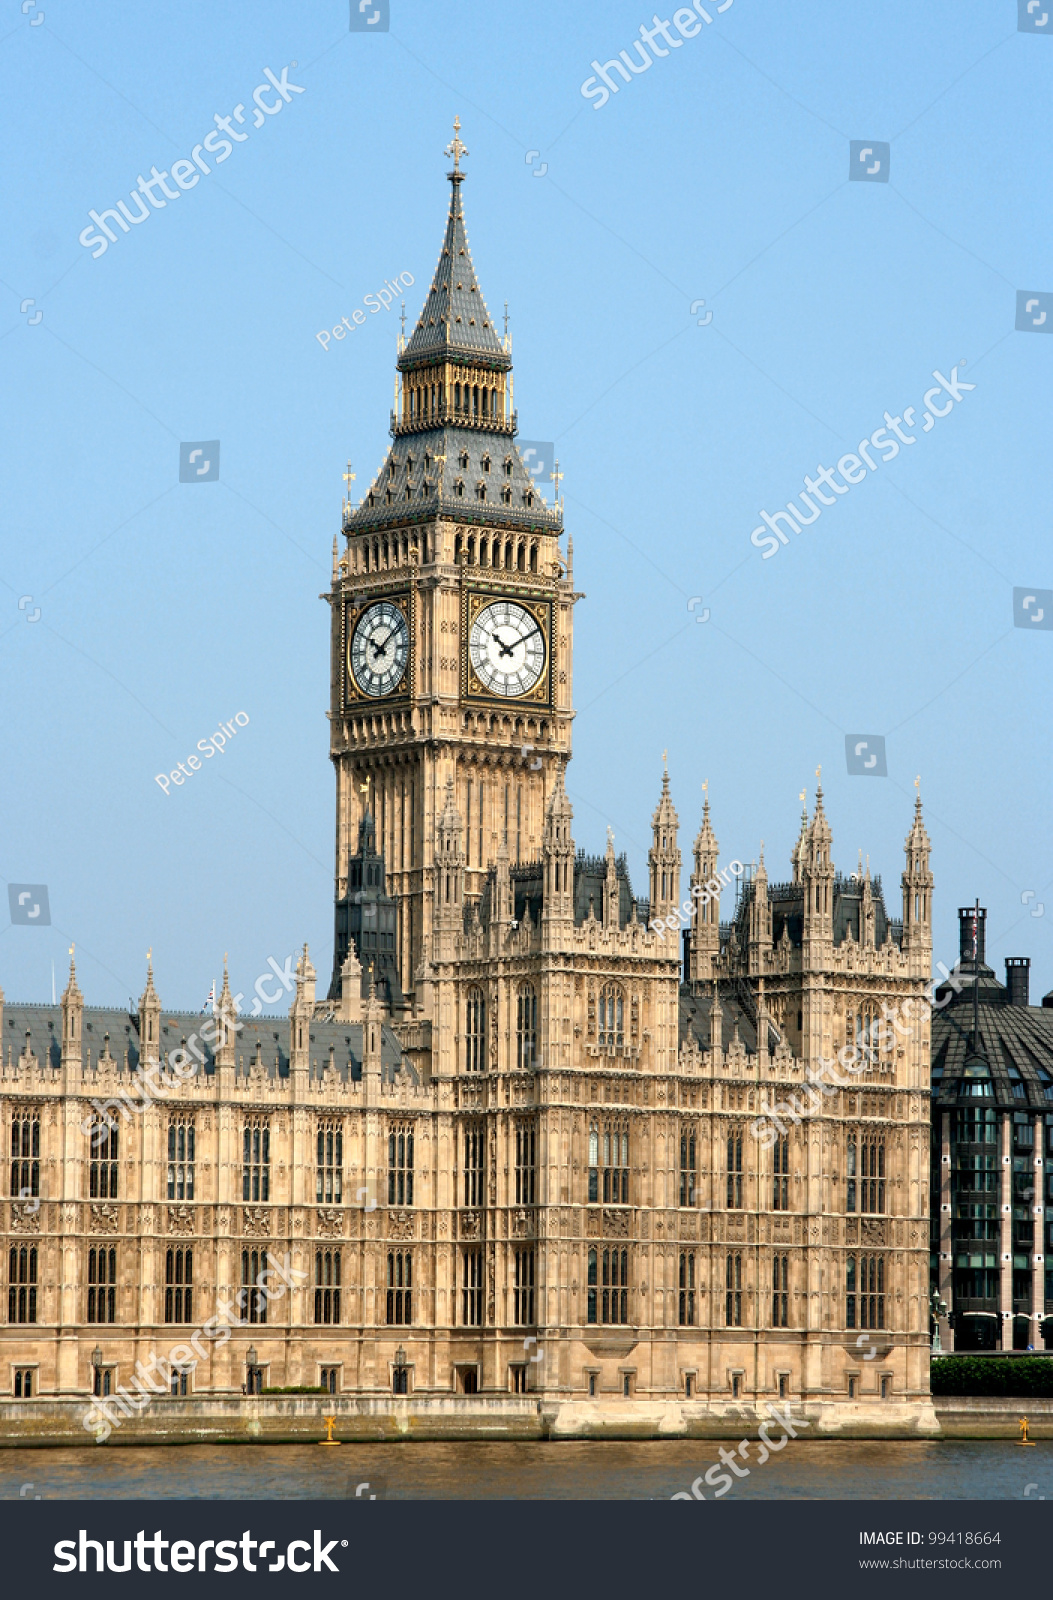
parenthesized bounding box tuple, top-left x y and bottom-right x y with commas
(445, 114, 468, 176)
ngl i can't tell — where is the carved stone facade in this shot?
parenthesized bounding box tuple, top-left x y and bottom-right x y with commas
(0, 132, 934, 1424)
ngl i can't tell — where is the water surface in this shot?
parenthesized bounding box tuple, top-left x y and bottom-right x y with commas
(2, 1440, 1051, 1500)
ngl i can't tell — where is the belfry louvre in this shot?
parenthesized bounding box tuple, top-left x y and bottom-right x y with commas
(1, 128, 936, 1436)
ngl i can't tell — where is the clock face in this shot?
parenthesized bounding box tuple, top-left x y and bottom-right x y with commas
(468, 599, 546, 698)
(349, 601, 409, 698)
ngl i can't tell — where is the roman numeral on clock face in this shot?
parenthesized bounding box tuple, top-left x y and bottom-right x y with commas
(468, 600, 545, 697)
(349, 601, 409, 698)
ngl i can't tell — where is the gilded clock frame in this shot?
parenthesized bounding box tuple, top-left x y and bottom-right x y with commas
(342, 590, 414, 708)
(461, 589, 553, 708)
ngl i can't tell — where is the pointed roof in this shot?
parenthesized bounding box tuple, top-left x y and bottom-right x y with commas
(545, 765, 573, 821)
(439, 775, 462, 833)
(62, 947, 82, 1006)
(651, 762, 679, 833)
(138, 954, 159, 1012)
(694, 795, 719, 860)
(297, 941, 316, 987)
(792, 794, 809, 878)
(906, 792, 931, 852)
(216, 957, 235, 1016)
(401, 121, 508, 369)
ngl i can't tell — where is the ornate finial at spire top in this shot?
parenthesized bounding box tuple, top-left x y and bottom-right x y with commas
(550, 459, 563, 497)
(503, 300, 509, 335)
(400, 302, 406, 337)
(445, 115, 468, 173)
(606, 824, 615, 848)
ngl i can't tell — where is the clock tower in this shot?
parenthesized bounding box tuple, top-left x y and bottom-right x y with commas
(327, 121, 576, 1010)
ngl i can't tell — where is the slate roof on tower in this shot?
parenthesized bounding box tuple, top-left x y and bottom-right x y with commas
(401, 145, 508, 366)
(343, 122, 562, 539)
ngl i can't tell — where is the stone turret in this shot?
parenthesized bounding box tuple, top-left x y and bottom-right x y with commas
(434, 778, 465, 946)
(901, 792, 933, 969)
(688, 795, 720, 985)
(748, 847, 772, 977)
(290, 943, 316, 1080)
(648, 762, 681, 927)
(60, 949, 83, 1070)
(802, 783, 834, 960)
(138, 955, 161, 1070)
(602, 828, 619, 929)
(791, 795, 809, 885)
(213, 958, 238, 1075)
(541, 766, 574, 943)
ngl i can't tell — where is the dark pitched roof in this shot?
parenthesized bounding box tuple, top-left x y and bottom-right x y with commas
(2, 1005, 406, 1086)
(931, 967, 1053, 1110)
(734, 872, 902, 950)
(401, 173, 508, 367)
(348, 426, 560, 535)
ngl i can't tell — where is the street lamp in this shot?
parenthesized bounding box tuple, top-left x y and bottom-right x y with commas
(929, 1289, 948, 1353)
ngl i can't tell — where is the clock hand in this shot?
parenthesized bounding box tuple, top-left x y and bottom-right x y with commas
(370, 631, 393, 659)
(491, 629, 516, 660)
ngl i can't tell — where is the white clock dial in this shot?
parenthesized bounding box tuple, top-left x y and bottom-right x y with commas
(469, 600, 546, 698)
(349, 601, 409, 698)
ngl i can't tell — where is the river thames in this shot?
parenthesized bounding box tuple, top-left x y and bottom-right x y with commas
(1, 1440, 1050, 1500)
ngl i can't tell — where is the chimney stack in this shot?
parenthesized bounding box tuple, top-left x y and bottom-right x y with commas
(958, 904, 987, 967)
(1005, 957, 1030, 1007)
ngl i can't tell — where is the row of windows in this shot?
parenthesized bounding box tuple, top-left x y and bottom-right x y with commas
(10, 1114, 889, 1216)
(5, 1244, 887, 1331)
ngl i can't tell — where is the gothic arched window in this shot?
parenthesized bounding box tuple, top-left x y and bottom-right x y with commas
(465, 986, 485, 1073)
(165, 1248, 193, 1324)
(10, 1113, 39, 1200)
(314, 1250, 341, 1325)
(8, 1244, 37, 1324)
(87, 1246, 117, 1324)
(89, 1118, 118, 1200)
(598, 983, 624, 1047)
(516, 982, 537, 1070)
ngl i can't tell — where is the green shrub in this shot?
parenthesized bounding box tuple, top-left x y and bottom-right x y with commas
(931, 1356, 1053, 1397)
(260, 1386, 330, 1396)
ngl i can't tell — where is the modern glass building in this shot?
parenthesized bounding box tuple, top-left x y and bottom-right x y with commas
(930, 906, 1053, 1350)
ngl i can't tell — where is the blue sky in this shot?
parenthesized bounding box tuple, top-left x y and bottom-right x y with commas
(1, 0, 1051, 1010)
